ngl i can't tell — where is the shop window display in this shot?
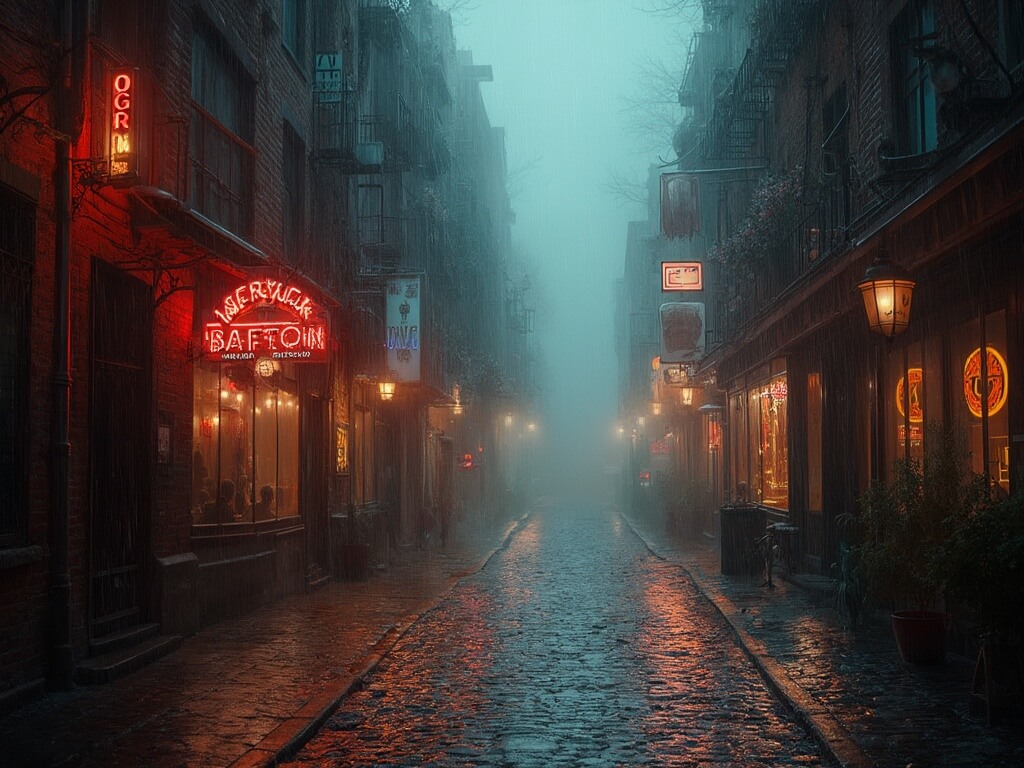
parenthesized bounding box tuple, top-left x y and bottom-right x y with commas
(951, 311, 1009, 494)
(192, 360, 300, 526)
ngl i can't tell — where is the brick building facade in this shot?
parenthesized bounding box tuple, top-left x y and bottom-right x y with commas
(1, 0, 521, 710)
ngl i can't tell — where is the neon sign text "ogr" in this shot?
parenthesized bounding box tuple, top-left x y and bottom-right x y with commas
(109, 69, 135, 177)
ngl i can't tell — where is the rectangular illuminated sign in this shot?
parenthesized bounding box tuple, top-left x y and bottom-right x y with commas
(662, 262, 703, 291)
(109, 68, 137, 179)
(386, 276, 422, 383)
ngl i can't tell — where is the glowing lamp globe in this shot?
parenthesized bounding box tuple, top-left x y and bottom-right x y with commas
(858, 259, 915, 338)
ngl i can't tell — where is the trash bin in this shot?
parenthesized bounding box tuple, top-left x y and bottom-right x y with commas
(720, 504, 766, 575)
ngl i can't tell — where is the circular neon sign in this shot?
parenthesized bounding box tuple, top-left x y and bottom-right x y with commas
(963, 346, 1008, 418)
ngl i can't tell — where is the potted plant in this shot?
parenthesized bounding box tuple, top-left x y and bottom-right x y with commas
(936, 490, 1024, 720)
(854, 421, 987, 664)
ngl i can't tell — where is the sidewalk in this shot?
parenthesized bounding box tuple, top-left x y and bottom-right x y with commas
(0, 515, 526, 768)
(622, 511, 1024, 768)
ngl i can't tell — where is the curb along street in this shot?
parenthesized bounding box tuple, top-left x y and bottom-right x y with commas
(233, 513, 532, 768)
(619, 510, 871, 768)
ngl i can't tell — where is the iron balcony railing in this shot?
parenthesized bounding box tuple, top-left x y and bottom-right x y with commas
(718, 196, 849, 341)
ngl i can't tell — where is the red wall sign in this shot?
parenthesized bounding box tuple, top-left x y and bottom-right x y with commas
(203, 279, 328, 363)
(109, 68, 137, 178)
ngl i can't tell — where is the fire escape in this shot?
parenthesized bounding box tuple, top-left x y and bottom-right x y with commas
(701, 0, 819, 164)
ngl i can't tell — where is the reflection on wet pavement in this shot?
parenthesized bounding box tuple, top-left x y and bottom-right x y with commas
(284, 504, 827, 767)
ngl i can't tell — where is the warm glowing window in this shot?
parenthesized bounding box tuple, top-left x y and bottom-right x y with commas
(951, 311, 1009, 494)
(759, 373, 789, 508)
(192, 361, 300, 527)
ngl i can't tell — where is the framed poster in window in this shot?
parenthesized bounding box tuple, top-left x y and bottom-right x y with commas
(336, 423, 350, 475)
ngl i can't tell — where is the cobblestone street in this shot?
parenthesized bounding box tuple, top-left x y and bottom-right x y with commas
(284, 504, 827, 767)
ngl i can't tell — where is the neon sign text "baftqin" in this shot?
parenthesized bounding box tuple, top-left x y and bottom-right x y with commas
(203, 279, 328, 363)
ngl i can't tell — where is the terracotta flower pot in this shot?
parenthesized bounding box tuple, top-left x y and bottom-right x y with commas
(891, 610, 948, 665)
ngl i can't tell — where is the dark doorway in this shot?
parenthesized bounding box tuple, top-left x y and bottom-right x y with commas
(301, 391, 330, 576)
(89, 259, 152, 639)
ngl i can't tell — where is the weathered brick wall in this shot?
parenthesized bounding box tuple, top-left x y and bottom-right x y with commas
(0, 2, 61, 696)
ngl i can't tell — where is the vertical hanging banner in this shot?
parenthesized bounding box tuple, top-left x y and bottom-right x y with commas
(660, 173, 700, 238)
(660, 302, 705, 364)
(386, 275, 422, 383)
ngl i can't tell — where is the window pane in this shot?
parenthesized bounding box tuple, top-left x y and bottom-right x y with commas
(192, 361, 299, 526)
(0, 187, 33, 544)
(760, 374, 789, 508)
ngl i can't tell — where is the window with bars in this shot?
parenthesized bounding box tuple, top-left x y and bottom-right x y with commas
(0, 185, 33, 546)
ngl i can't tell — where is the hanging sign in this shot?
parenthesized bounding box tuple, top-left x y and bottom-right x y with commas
(662, 262, 703, 291)
(386, 275, 422, 383)
(660, 302, 705, 364)
(108, 68, 138, 180)
(963, 346, 1008, 418)
(203, 279, 329, 362)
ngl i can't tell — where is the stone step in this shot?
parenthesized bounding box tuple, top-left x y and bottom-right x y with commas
(75, 634, 182, 686)
(88, 622, 160, 656)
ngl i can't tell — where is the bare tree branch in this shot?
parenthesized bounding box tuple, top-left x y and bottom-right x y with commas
(604, 169, 650, 208)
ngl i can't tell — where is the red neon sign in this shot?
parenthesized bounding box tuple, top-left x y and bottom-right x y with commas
(203, 279, 328, 363)
(109, 69, 136, 178)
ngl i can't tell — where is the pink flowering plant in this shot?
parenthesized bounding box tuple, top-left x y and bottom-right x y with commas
(712, 168, 803, 283)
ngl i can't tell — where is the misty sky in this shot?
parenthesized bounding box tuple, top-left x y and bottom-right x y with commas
(455, 1, 691, 490)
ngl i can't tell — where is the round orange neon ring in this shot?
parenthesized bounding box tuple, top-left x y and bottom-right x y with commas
(963, 346, 1008, 418)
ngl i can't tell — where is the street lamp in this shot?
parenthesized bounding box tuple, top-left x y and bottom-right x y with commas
(378, 380, 396, 401)
(858, 255, 915, 338)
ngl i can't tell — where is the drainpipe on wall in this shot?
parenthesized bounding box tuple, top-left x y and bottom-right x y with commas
(49, 0, 87, 690)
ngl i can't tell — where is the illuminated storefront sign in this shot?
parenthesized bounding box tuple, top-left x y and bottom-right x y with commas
(963, 346, 1008, 418)
(203, 279, 328, 362)
(895, 368, 924, 423)
(386, 275, 422, 383)
(662, 261, 703, 291)
(109, 68, 137, 179)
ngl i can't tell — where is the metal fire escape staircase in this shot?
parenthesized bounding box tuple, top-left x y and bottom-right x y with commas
(703, 0, 819, 164)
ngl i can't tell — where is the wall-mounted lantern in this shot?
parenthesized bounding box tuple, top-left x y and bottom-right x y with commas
(858, 255, 915, 338)
(378, 380, 396, 401)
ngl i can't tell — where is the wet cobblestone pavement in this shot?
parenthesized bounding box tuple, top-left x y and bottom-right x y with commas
(283, 505, 827, 767)
(625, 511, 1024, 768)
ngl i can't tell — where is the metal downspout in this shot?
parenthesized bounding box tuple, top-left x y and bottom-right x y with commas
(49, 0, 87, 690)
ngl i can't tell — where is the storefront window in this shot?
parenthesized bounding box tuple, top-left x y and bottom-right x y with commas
(192, 360, 300, 525)
(760, 372, 789, 508)
(887, 342, 925, 464)
(740, 362, 789, 509)
(951, 311, 1009, 493)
